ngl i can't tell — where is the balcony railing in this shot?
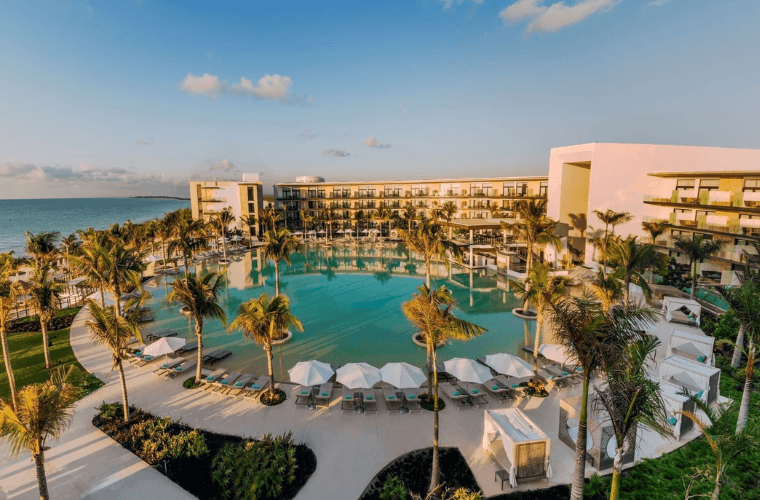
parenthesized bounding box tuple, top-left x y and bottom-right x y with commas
(644, 190, 760, 210)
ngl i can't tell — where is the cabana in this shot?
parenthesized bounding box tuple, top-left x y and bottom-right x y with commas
(558, 396, 635, 471)
(667, 328, 715, 366)
(482, 409, 552, 488)
(657, 379, 696, 441)
(661, 296, 701, 326)
(659, 355, 720, 404)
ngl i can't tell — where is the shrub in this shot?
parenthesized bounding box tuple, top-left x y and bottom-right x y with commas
(136, 417, 208, 473)
(212, 432, 298, 500)
(381, 475, 408, 500)
(96, 401, 123, 420)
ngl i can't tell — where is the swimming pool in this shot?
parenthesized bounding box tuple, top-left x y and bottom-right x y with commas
(143, 242, 535, 379)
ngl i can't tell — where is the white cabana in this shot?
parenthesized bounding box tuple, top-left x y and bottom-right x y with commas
(661, 296, 701, 326)
(659, 355, 720, 404)
(657, 379, 696, 441)
(483, 409, 552, 487)
(667, 328, 715, 366)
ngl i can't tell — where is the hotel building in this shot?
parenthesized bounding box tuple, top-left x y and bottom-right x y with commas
(273, 175, 549, 229)
(189, 173, 265, 235)
(546, 143, 760, 285)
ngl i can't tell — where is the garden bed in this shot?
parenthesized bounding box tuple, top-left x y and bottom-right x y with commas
(92, 403, 316, 500)
(359, 447, 479, 500)
(7, 307, 81, 333)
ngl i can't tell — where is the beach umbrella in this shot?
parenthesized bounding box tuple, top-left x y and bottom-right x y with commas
(336, 229, 345, 234)
(344, 228, 354, 234)
(143, 337, 186, 357)
(442, 358, 492, 385)
(484, 353, 534, 378)
(380, 362, 426, 389)
(288, 360, 334, 386)
(336, 362, 382, 389)
(538, 344, 573, 366)
(231, 235, 243, 242)
(308, 230, 317, 236)
(361, 229, 369, 234)
(318, 230, 326, 234)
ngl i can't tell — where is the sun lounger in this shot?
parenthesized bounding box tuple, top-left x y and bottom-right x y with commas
(361, 389, 378, 413)
(482, 379, 513, 404)
(341, 389, 356, 412)
(382, 388, 402, 413)
(198, 368, 226, 389)
(152, 357, 184, 376)
(176, 341, 198, 354)
(211, 372, 242, 396)
(133, 353, 163, 368)
(315, 383, 333, 408)
(163, 359, 197, 379)
(436, 362, 452, 382)
(203, 349, 232, 365)
(439, 382, 471, 411)
(145, 329, 177, 342)
(244, 375, 272, 400)
(458, 384, 488, 407)
(224, 373, 255, 397)
(403, 388, 423, 413)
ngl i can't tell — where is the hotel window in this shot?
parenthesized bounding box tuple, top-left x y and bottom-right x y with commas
(539, 182, 549, 197)
(247, 186, 255, 201)
(308, 189, 317, 199)
(675, 179, 696, 190)
(503, 183, 515, 196)
(698, 179, 719, 195)
(317, 189, 325, 198)
(744, 179, 760, 192)
(384, 185, 402, 197)
(516, 182, 528, 196)
(695, 210, 715, 219)
(358, 187, 375, 198)
(248, 202, 255, 214)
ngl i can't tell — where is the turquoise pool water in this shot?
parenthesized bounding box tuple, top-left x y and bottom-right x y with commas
(144, 242, 535, 379)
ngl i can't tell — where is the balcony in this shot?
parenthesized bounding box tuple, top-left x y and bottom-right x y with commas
(644, 190, 760, 211)
(659, 213, 760, 238)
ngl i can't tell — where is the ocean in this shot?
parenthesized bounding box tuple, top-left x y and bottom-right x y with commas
(0, 198, 190, 255)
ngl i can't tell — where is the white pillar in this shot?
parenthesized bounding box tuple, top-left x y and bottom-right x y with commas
(469, 246, 474, 267)
(469, 229, 474, 244)
(503, 229, 507, 244)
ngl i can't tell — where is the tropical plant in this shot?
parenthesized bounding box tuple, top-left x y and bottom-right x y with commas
(402, 285, 485, 495)
(588, 268, 623, 313)
(58, 233, 81, 273)
(373, 207, 394, 237)
(354, 210, 366, 239)
(169, 217, 205, 277)
(401, 206, 418, 232)
(168, 272, 227, 382)
(101, 242, 144, 318)
(229, 293, 303, 400)
(70, 242, 109, 307)
(209, 207, 235, 262)
(608, 236, 654, 306)
(0, 366, 79, 500)
(25, 231, 60, 270)
(641, 221, 668, 283)
(501, 199, 560, 313)
(263, 229, 300, 297)
(28, 265, 65, 369)
(674, 235, 724, 299)
(382, 474, 409, 500)
(509, 263, 572, 379)
(86, 296, 146, 422)
(593, 335, 669, 500)
(544, 294, 656, 500)
(439, 201, 458, 238)
(0, 271, 18, 405)
(260, 203, 281, 232)
(300, 208, 316, 237)
(242, 214, 258, 245)
(133, 416, 208, 473)
(592, 209, 632, 268)
(153, 220, 173, 266)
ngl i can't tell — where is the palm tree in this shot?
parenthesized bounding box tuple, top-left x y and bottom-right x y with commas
(0, 267, 18, 406)
(608, 236, 654, 306)
(153, 220, 173, 267)
(354, 210, 366, 240)
(242, 214, 258, 245)
(25, 231, 60, 270)
(300, 209, 317, 238)
(509, 263, 572, 379)
(260, 203, 281, 232)
(86, 297, 145, 422)
(229, 293, 303, 400)
(209, 207, 235, 262)
(501, 199, 560, 313)
(592, 209, 632, 268)
(0, 367, 79, 500)
(588, 268, 624, 313)
(263, 229, 300, 297)
(58, 233, 80, 275)
(402, 285, 485, 496)
(545, 295, 655, 500)
(168, 272, 227, 382)
(593, 336, 669, 500)
(321, 207, 335, 240)
(439, 201, 458, 238)
(401, 206, 418, 232)
(101, 243, 144, 318)
(28, 266, 65, 369)
(641, 221, 668, 284)
(70, 243, 109, 307)
(371, 207, 393, 237)
(673, 235, 724, 299)
(169, 218, 205, 277)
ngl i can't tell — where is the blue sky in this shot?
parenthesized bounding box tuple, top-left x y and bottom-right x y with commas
(0, 0, 758, 198)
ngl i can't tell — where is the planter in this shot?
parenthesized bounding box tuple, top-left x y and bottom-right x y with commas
(512, 308, 538, 320)
(271, 329, 293, 345)
(413, 332, 446, 348)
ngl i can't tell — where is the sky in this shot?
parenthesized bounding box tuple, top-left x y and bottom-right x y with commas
(0, 0, 758, 198)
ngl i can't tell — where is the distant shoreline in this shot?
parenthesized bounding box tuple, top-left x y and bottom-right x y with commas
(131, 195, 190, 201)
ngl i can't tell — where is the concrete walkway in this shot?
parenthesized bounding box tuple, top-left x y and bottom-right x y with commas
(0, 306, 704, 500)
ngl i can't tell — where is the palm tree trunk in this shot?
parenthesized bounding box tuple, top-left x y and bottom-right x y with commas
(100, 288, 105, 309)
(221, 235, 228, 262)
(117, 359, 130, 422)
(426, 259, 431, 288)
(690, 259, 697, 299)
(522, 243, 534, 313)
(429, 352, 441, 496)
(33, 452, 49, 500)
(570, 376, 590, 500)
(532, 314, 543, 378)
(712, 472, 722, 500)
(426, 343, 434, 394)
(161, 240, 167, 267)
(266, 344, 275, 398)
(736, 340, 754, 434)
(274, 261, 280, 297)
(184, 255, 190, 279)
(1, 327, 17, 408)
(623, 276, 630, 307)
(41, 316, 51, 369)
(731, 324, 745, 369)
(195, 321, 204, 383)
(609, 446, 625, 500)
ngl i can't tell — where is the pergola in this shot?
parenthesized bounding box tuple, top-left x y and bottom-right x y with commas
(437, 218, 515, 244)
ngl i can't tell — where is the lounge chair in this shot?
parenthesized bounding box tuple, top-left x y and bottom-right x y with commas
(145, 329, 177, 342)
(176, 341, 198, 355)
(315, 383, 333, 408)
(439, 382, 471, 411)
(459, 384, 488, 407)
(403, 388, 424, 413)
(211, 372, 242, 396)
(382, 388, 402, 413)
(361, 388, 378, 413)
(163, 359, 197, 379)
(341, 389, 356, 412)
(243, 375, 272, 401)
(133, 353, 163, 368)
(482, 379, 513, 404)
(225, 373, 255, 398)
(197, 368, 226, 389)
(203, 349, 232, 365)
(152, 357, 184, 376)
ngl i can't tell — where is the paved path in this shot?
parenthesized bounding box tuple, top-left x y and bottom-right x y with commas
(0, 305, 702, 500)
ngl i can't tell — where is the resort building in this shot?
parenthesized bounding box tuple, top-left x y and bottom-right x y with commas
(189, 173, 265, 235)
(546, 143, 760, 285)
(273, 175, 549, 231)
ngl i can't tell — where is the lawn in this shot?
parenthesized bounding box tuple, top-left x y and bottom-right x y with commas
(0, 327, 103, 400)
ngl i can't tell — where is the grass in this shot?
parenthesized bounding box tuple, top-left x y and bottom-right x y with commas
(0, 327, 103, 401)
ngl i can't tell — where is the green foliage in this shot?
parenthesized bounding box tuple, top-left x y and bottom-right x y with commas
(381, 475, 408, 500)
(137, 417, 208, 470)
(211, 432, 298, 500)
(449, 488, 483, 500)
(701, 309, 740, 342)
(96, 401, 123, 420)
(583, 473, 610, 499)
(660, 257, 690, 290)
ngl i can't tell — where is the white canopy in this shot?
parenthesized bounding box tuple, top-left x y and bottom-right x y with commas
(656, 378, 695, 440)
(538, 344, 573, 366)
(380, 362, 426, 389)
(667, 328, 715, 366)
(293, 231, 304, 235)
(336, 229, 345, 234)
(484, 353, 533, 378)
(344, 228, 354, 234)
(288, 360, 334, 386)
(659, 355, 720, 403)
(662, 296, 701, 326)
(336, 362, 382, 389)
(483, 409, 552, 488)
(143, 337, 186, 357)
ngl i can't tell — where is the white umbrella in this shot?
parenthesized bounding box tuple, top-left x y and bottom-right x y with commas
(145, 254, 158, 262)
(380, 362, 426, 389)
(293, 231, 303, 235)
(231, 235, 243, 242)
(308, 230, 317, 235)
(538, 344, 573, 366)
(484, 353, 533, 378)
(344, 228, 354, 234)
(336, 229, 345, 234)
(207, 241, 218, 247)
(143, 337, 186, 357)
(442, 358, 492, 385)
(318, 230, 326, 234)
(288, 360, 334, 386)
(361, 229, 369, 234)
(336, 362, 382, 389)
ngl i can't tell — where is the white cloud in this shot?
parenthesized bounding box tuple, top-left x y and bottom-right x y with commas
(646, 0, 671, 6)
(324, 149, 350, 158)
(232, 74, 292, 100)
(500, 0, 619, 32)
(299, 129, 318, 141)
(209, 159, 237, 172)
(365, 136, 391, 149)
(179, 73, 223, 96)
(439, 0, 483, 9)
